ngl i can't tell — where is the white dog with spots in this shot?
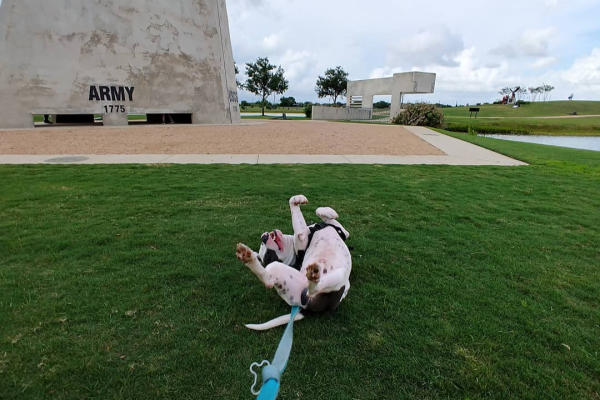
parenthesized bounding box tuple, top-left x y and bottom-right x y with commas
(236, 195, 352, 330)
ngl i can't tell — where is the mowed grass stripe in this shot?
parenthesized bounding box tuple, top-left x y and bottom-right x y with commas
(444, 101, 600, 118)
(443, 101, 600, 136)
(1, 143, 599, 399)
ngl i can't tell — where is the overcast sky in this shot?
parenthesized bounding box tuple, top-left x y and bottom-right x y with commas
(228, 0, 600, 105)
(1, 0, 597, 105)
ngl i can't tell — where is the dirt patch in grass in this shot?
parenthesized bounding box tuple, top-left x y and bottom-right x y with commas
(0, 120, 444, 155)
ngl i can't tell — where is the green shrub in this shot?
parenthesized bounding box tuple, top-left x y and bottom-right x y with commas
(445, 124, 530, 135)
(304, 103, 313, 119)
(392, 103, 444, 128)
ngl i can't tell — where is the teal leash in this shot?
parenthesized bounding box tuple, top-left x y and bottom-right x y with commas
(249, 306, 300, 399)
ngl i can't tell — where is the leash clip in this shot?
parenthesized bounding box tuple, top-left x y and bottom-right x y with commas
(249, 360, 270, 396)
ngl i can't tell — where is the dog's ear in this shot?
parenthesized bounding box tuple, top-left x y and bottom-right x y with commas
(260, 232, 269, 244)
(263, 249, 280, 266)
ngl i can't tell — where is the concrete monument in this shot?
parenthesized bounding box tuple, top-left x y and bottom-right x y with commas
(0, 0, 240, 128)
(347, 72, 436, 118)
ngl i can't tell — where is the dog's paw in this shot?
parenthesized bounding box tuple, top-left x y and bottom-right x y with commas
(289, 194, 308, 206)
(316, 207, 338, 221)
(306, 263, 321, 283)
(236, 243, 254, 263)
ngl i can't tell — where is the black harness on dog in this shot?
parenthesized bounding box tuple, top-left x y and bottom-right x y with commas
(291, 222, 347, 271)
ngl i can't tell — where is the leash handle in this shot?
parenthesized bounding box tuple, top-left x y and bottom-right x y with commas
(250, 306, 300, 399)
(250, 360, 270, 395)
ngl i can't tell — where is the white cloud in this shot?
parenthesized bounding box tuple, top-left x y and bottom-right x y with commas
(492, 28, 556, 58)
(386, 26, 464, 68)
(261, 33, 281, 51)
(429, 49, 515, 92)
(372, 48, 517, 93)
(562, 48, 600, 89)
(519, 28, 556, 57)
(531, 57, 558, 69)
(277, 50, 317, 82)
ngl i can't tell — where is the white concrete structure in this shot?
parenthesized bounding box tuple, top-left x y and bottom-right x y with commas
(0, 0, 240, 128)
(346, 72, 436, 118)
(311, 106, 372, 121)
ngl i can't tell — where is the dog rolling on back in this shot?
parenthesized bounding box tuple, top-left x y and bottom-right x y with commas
(236, 195, 351, 330)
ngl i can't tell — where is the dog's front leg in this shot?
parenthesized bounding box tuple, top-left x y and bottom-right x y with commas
(236, 243, 270, 287)
(289, 194, 310, 250)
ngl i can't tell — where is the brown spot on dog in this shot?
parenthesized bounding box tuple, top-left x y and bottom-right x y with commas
(306, 263, 320, 282)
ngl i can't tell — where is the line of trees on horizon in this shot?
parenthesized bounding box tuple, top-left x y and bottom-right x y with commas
(235, 58, 579, 111)
(499, 84, 556, 103)
(236, 57, 350, 115)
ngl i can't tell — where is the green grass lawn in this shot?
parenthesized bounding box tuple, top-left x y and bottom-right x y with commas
(444, 101, 600, 118)
(444, 115, 600, 136)
(1, 138, 599, 399)
(442, 101, 600, 136)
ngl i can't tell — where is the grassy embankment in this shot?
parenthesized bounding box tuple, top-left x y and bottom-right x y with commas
(443, 101, 600, 136)
(1, 135, 599, 399)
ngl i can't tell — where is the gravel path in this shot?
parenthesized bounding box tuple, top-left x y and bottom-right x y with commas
(0, 120, 444, 156)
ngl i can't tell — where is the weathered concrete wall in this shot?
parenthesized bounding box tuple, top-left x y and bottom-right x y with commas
(312, 106, 372, 121)
(346, 72, 436, 118)
(0, 0, 240, 128)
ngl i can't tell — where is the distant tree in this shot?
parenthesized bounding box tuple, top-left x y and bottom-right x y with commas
(517, 87, 527, 102)
(304, 103, 313, 118)
(542, 84, 555, 101)
(528, 87, 539, 102)
(244, 57, 289, 116)
(279, 96, 296, 107)
(373, 100, 391, 109)
(499, 87, 512, 97)
(315, 66, 349, 105)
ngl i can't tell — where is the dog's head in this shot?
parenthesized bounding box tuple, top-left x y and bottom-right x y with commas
(258, 230, 295, 267)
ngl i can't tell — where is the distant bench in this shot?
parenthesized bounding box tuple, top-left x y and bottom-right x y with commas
(469, 107, 480, 118)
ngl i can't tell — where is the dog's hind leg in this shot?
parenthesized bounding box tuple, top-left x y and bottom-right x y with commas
(316, 206, 338, 221)
(306, 262, 349, 294)
(316, 207, 350, 239)
(264, 262, 308, 306)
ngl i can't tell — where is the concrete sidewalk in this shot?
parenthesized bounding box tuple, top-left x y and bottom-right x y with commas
(0, 127, 527, 166)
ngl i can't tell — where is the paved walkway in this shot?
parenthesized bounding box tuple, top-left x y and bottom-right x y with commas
(0, 126, 526, 166)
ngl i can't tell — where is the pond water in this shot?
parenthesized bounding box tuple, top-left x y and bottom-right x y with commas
(481, 134, 600, 152)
